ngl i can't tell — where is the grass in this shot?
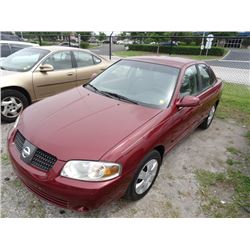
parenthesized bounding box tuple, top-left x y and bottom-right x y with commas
(226, 147, 241, 155)
(216, 83, 250, 128)
(113, 50, 222, 60)
(1, 153, 9, 163)
(195, 146, 250, 217)
(196, 169, 250, 217)
(244, 131, 250, 141)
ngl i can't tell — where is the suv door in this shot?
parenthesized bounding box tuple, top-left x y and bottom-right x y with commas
(196, 64, 217, 120)
(72, 51, 106, 86)
(32, 51, 77, 99)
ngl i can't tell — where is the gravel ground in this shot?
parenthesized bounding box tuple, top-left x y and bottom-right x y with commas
(1, 118, 249, 218)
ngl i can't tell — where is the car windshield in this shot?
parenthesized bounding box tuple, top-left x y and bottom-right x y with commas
(0, 47, 50, 72)
(87, 60, 180, 108)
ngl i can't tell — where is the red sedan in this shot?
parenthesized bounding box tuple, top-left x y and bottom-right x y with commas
(7, 56, 222, 211)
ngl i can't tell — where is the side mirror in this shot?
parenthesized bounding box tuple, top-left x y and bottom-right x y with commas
(176, 96, 200, 108)
(91, 73, 98, 79)
(40, 64, 54, 72)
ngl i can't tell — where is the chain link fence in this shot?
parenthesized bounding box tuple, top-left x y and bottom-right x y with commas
(1, 32, 250, 114)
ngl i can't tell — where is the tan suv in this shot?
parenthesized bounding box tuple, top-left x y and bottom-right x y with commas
(0, 46, 111, 122)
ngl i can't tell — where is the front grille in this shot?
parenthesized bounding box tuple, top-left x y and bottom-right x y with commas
(14, 130, 25, 153)
(31, 148, 57, 171)
(14, 130, 57, 172)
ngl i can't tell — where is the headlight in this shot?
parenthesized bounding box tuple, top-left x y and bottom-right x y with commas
(61, 161, 122, 181)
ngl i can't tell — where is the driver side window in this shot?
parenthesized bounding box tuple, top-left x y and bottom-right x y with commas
(180, 65, 199, 97)
(43, 51, 73, 70)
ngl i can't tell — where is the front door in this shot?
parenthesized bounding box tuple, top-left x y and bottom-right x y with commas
(163, 65, 202, 149)
(32, 51, 77, 99)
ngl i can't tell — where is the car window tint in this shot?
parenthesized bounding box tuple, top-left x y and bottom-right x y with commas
(180, 65, 199, 97)
(198, 64, 214, 90)
(10, 44, 30, 53)
(0, 43, 11, 57)
(73, 51, 94, 67)
(44, 51, 73, 70)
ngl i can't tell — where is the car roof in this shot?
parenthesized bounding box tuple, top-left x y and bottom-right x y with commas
(0, 40, 39, 46)
(36, 46, 108, 61)
(125, 56, 201, 68)
(39, 46, 90, 52)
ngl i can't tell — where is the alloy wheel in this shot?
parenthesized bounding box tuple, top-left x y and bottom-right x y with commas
(135, 159, 159, 195)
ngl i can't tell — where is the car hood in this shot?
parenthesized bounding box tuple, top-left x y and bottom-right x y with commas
(18, 86, 162, 161)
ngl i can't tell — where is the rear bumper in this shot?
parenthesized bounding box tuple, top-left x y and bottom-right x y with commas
(7, 129, 129, 211)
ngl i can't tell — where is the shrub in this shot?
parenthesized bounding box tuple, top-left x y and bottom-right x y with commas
(80, 42, 89, 49)
(127, 44, 225, 56)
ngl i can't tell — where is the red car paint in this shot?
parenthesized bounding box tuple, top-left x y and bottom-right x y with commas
(7, 57, 222, 211)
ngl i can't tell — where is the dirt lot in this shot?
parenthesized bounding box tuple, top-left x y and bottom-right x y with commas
(1, 118, 249, 218)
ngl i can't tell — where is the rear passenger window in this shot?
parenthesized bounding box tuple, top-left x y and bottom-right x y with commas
(73, 51, 94, 67)
(43, 51, 73, 70)
(0, 43, 11, 57)
(198, 64, 214, 90)
(180, 65, 199, 97)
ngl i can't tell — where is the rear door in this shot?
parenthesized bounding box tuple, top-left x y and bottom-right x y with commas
(196, 64, 218, 120)
(72, 51, 107, 86)
(32, 50, 77, 99)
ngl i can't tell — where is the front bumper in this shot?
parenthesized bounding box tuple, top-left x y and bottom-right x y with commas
(7, 129, 128, 211)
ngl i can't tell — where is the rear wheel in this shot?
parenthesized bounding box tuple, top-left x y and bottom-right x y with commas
(199, 104, 216, 130)
(1, 89, 29, 123)
(125, 150, 161, 201)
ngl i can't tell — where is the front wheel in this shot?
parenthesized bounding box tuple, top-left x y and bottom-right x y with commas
(199, 104, 216, 130)
(124, 150, 162, 201)
(1, 89, 29, 123)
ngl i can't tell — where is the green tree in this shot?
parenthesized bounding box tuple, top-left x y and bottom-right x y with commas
(98, 32, 107, 41)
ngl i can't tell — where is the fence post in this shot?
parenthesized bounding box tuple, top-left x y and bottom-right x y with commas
(109, 31, 113, 60)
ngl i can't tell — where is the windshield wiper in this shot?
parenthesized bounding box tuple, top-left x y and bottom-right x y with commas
(100, 91, 139, 105)
(85, 83, 103, 93)
(0, 66, 6, 70)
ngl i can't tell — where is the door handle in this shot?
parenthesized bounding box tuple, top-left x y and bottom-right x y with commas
(67, 72, 74, 76)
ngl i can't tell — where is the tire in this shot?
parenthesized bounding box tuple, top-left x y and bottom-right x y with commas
(124, 150, 162, 201)
(1, 89, 29, 123)
(199, 104, 216, 130)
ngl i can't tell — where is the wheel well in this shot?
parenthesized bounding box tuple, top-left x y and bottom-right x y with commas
(154, 145, 165, 160)
(2, 86, 31, 105)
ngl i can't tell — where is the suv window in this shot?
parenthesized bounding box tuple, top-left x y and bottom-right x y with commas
(198, 64, 214, 90)
(0, 43, 11, 57)
(43, 51, 73, 70)
(73, 51, 94, 67)
(180, 65, 199, 97)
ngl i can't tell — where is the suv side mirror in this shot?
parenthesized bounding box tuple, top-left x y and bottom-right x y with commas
(176, 96, 200, 108)
(40, 64, 54, 72)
